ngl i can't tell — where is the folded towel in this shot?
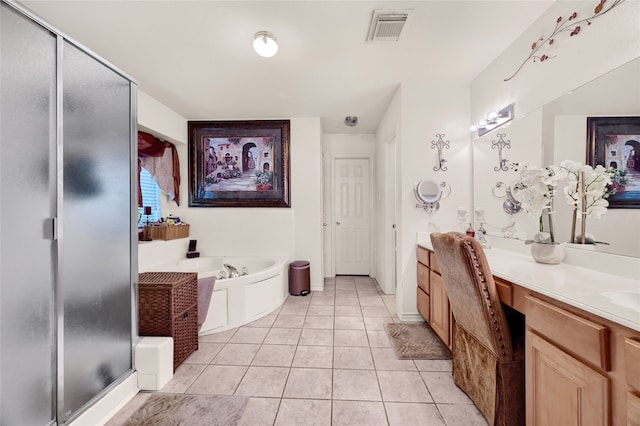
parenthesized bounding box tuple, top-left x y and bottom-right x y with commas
(197, 276, 216, 331)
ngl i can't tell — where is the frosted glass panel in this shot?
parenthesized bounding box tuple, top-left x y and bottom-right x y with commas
(0, 4, 56, 424)
(62, 42, 132, 419)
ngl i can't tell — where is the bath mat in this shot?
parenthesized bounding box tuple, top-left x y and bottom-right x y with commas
(124, 393, 249, 426)
(384, 322, 452, 360)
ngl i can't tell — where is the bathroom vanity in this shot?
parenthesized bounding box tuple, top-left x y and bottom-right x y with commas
(416, 243, 640, 425)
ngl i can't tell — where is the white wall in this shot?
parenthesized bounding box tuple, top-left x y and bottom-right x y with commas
(396, 78, 473, 321)
(137, 95, 324, 290)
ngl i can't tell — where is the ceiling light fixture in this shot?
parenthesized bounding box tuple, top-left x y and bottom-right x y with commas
(344, 116, 358, 127)
(253, 31, 278, 58)
(470, 103, 514, 137)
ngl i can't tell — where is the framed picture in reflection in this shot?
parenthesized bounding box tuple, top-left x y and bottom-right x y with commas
(587, 116, 640, 208)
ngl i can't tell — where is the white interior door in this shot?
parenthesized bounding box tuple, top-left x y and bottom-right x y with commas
(334, 158, 371, 275)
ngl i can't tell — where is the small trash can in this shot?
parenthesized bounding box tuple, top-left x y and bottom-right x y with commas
(289, 260, 310, 296)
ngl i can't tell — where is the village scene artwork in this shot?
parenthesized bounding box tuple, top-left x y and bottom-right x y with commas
(203, 136, 275, 192)
(603, 132, 640, 206)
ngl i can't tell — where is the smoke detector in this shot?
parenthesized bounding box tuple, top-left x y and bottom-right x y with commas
(344, 116, 358, 127)
(366, 10, 412, 42)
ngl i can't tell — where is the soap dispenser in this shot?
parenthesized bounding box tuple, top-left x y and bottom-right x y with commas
(465, 223, 475, 237)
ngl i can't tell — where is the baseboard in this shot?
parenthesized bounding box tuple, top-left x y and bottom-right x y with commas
(70, 372, 139, 426)
(397, 312, 424, 322)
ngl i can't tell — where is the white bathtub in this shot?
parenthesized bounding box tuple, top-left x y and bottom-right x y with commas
(150, 256, 290, 334)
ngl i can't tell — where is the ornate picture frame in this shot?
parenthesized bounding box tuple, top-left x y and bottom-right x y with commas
(188, 120, 290, 207)
(587, 116, 640, 208)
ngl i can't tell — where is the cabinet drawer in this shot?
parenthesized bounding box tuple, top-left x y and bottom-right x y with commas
(494, 277, 513, 306)
(429, 251, 440, 274)
(417, 262, 429, 293)
(417, 246, 430, 267)
(625, 338, 640, 391)
(526, 295, 610, 370)
(417, 286, 430, 321)
(627, 392, 640, 425)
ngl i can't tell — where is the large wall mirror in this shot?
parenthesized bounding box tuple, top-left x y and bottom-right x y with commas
(473, 57, 640, 258)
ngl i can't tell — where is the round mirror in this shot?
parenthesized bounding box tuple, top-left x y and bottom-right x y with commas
(415, 180, 442, 203)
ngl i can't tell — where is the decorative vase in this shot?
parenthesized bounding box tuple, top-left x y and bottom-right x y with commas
(530, 242, 566, 264)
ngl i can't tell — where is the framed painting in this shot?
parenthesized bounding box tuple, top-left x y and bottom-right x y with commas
(587, 116, 640, 208)
(188, 120, 290, 207)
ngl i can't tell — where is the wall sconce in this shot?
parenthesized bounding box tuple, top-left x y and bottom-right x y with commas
(491, 133, 511, 172)
(431, 133, 449, 171)
(253, 31, 279, 57)
(470, 103, 514, 137)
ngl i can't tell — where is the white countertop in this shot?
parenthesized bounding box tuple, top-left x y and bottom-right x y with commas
(417, 240, 640, 332)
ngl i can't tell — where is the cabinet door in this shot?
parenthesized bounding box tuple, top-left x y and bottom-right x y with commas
(429, 272, 450, 347)
(526, 331, 609, 426)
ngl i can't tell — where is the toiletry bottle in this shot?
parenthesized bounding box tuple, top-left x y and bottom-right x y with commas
(466, 223, 475, 237)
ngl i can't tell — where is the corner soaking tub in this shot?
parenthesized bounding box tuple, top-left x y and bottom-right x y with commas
(149, 256, 289, 334)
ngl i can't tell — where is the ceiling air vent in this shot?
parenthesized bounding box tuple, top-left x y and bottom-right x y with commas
(367, 10, 411, 42)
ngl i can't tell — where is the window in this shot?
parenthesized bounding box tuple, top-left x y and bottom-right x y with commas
(139, 167, 161, 225)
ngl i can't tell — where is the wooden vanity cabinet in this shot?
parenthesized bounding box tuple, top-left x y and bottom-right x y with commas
(416, 246, 452, 349)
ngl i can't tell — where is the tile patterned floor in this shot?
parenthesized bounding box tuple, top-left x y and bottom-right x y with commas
(108, 276, 487, 425)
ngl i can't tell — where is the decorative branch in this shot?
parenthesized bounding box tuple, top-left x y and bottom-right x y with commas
(504, 0, 626, 81)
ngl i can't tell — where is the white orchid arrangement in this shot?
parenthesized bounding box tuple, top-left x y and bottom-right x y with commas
(510, 160, 612, 244)
(510, 162, 561, 242)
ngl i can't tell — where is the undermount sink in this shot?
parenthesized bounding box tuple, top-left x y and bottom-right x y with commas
(601, 290, 640, 311)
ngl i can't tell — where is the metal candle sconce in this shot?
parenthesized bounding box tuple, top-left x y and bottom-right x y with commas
(492, 133, 511, 171)
(431, 133, 450, 171)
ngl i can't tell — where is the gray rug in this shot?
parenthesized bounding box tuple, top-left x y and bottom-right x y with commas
(125, 393, 250, 426)
(384, 322, 452, 360)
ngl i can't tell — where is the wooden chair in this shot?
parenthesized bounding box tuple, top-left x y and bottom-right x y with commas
(430, 232, 525, 426)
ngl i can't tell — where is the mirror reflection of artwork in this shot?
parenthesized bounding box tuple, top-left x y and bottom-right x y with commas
(188, 120, 290, 207)
(587, 116, 640, 208)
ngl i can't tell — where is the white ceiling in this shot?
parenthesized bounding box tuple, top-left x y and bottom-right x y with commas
(21, 0, 554, 134)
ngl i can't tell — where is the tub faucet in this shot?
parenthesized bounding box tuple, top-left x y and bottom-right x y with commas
(223, 263, 240, 278)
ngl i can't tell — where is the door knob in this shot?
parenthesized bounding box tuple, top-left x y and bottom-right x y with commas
(336, 221, 341, 225)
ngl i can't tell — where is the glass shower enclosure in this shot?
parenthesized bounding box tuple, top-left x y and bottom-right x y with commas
(0, 1, 137, 423)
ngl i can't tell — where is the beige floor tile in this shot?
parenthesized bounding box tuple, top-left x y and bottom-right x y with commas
(335, 276, 355, 286)
(371, 347, 417, 371)
(366, 330, 391, 348)
(363, 316, 394, 331)
(104, 392, 151, 426)
(385, 402, 445, 425)
(186, 364, 248, 395)
(334, 329, 369, 347)
(279, 303, 310, 316)
(183, 342, 224, 364)
(237, 397, 281, 426)
(273, 314, 305, 329)
(228, 327, 270, 344)
(275, 399, 332, 426)
(307, 304, 335, 316)
(334, 296, 360, 307)
(309, 295, 335, 306)
(361, 305, 391, 317)
(358, 296, 385, 307)
(264, 328, 302, 345)
(420, 372, 473, 404)
(332, 400, 387, 425)
(283, 368, 333, 399)
(377, 370, 432, 403)
(332, 369, 381, 401)
(284, 295, 311, 305)
(235, 366, 290, 398)
(198, 328, 237, 343)
(414, 359, 453, 372)
(211, 343, 260, 365)
(243, 313, 277, 328)
(334, 305, 362, 317)
(292, 345, 333, 369)
(333, 346, 374, 369)
(334, 316, 365, 330)
(252, 344, 296, 367)
(158, 363, 206, 393)
(335, 289, 357, 298)
(303, 315, 334, 329)
(437, 403, 489, 425)
(298, 329, 334, 346)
